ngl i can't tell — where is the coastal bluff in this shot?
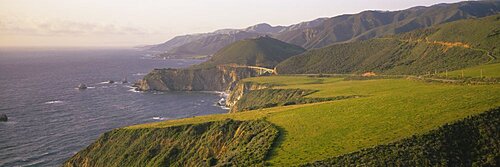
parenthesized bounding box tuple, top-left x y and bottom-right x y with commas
(135, 65, 272, 92)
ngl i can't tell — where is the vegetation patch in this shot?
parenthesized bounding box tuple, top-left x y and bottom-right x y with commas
(233, 88, 359, 112)
(304, 107, 500, 167)
(342, 75, 407, 81)
(64, 119, 278, 167)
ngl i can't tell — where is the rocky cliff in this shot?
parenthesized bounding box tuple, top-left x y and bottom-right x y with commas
(226, 81, 274, 112)
(136, 65, 271, 92)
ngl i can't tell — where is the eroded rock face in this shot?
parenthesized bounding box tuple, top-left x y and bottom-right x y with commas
(226, 81, 273, 112)
(136, 66, 267, 92)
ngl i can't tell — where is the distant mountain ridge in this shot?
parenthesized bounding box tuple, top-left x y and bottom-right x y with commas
(146, 1, 499, 58)
(275, 14, 500, 75)
(277, 0, 500, 49)
(146, 18, 327, 57)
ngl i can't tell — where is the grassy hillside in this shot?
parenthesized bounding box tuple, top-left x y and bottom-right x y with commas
(127, 76, 500, 166)
(194, 36, 305, 69)
(276, 1, 500, 49)
(232, 88, 356, 112)
(276, 15, 500, 75)
(305, 108, 499, 167)
(441, 63, 500, 78)
(64, 119, 278, 167)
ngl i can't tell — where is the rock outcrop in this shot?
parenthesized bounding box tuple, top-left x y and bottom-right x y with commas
(226, 81, 273, 112)
(135, 65, 271, 92)
(0, 114, 7, 122)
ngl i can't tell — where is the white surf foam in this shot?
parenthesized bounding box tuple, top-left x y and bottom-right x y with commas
(45, 100, 63, 104)
(126, 86, 140, 93)
(133, 73, 146, 76)
(152, 117, 170, 121)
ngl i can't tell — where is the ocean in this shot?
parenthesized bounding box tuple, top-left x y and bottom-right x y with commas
(0, 48, 227, 166)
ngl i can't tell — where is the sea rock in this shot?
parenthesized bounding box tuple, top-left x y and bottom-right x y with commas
(0, 114, 7, 122)
(78, 84, 87, 90)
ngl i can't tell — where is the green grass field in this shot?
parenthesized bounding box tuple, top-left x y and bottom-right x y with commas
(128, 76, 500, 165)
(441, 63, 500, 78)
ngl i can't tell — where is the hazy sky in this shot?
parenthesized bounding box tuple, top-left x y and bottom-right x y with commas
(0, 0, 464, 47)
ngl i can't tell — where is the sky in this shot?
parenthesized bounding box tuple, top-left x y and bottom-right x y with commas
(0, 0, 464, 47)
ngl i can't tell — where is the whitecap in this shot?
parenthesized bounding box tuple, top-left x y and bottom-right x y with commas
(133, 73, 146, 76)
(152, 117, 170, 121)
(45, 100, 63, 104)
(212, 103, 230, 110)
(126, 86, 140, 93)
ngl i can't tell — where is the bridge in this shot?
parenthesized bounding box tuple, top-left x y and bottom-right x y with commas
(219, 64, 276, 75)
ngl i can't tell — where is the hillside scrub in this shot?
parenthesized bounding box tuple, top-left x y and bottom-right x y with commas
(64, 119, 279, 167)
(276, 15, 500, 75)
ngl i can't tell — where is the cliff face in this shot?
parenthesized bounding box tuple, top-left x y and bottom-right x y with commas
(226, 81, 360, 113)
(64, 119, 279, 167)
(226, 82, 273, 112)
(136, 66, 269, 92)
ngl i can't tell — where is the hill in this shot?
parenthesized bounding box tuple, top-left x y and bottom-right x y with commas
(276, 14, 500, 75)
(305, 108, 499, 166)
(276, 0, 500, 49)
(123, 76, 500, 166)
(194, 36, 306, 68)
(64, 119, 278, 167)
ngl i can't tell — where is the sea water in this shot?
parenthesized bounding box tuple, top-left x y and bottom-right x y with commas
(0, 48, 226, 166)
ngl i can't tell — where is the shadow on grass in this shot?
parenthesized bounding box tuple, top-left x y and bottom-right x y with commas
(264, 123, 288, 164)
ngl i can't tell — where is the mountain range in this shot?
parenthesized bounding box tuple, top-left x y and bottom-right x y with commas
(145, 0, 499, 58)
(276, 14, 500, 74)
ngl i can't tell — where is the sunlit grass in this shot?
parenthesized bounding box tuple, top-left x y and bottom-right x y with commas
(127, 76, 500, 165)
(441, 63, 500, 78)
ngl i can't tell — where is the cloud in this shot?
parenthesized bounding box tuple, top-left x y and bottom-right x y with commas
(0, 16, 159, 36)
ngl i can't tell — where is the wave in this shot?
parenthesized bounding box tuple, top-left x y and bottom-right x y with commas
(133, 73, 147, 76)
(212, 103, 230, 110)
(200, 91, 229, 97)
(152, 117, 170, 121)
(125, 86, 140, 93)
(44, 100, 63, 104)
